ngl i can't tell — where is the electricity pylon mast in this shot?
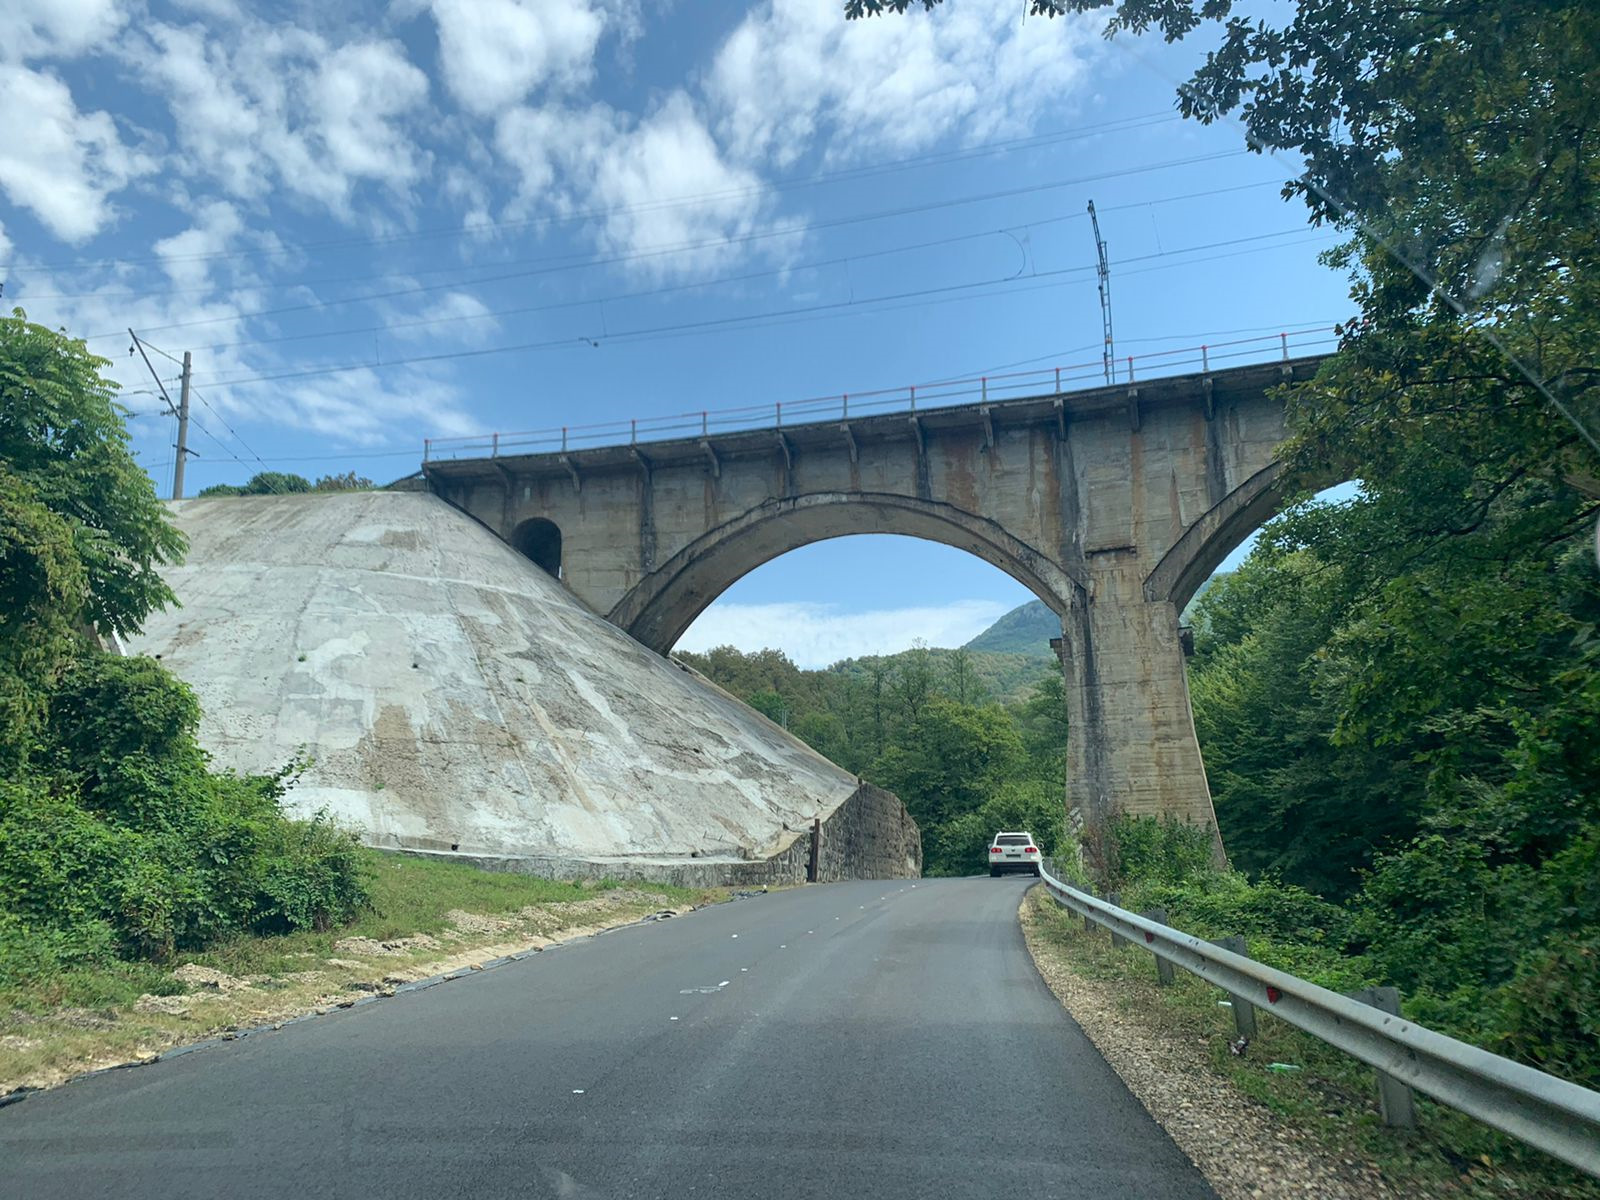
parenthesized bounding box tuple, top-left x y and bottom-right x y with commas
(1087, 200, 1114, 384)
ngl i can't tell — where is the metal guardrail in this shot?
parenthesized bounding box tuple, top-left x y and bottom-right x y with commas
(422, 327, 1338, 462)
(1036, 862, 1600, 1178)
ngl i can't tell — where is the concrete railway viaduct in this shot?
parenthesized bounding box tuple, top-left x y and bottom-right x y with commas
(423, 355, 1326, 850)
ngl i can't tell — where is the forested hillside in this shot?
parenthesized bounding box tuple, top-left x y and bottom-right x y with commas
(676, 643, 1064, 873)
(961, 600, 1056, 658)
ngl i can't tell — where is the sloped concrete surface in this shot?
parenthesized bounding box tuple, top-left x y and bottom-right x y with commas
(127, 492, 907, 874)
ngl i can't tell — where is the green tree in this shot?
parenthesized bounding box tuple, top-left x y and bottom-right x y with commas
(0, 310, 185, 638)
(199, 471, 313, 497)
(871, 698, 1026, 873)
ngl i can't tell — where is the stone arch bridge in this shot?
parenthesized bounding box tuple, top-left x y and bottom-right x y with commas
(423, 356, 1325, 852)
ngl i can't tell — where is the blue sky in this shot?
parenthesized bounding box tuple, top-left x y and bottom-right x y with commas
(1, 0, 1353, 666)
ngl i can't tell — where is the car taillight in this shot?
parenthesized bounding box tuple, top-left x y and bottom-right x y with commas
(990, 847, 1002, 854)
(1025, 847, 1038, 854)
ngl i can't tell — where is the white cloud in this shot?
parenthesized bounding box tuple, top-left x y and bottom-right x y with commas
(0, 218, 12, 264)
(0, 64, 153, 242)
(152, 200, 245, 292)
(0, 0, 126, 62)
(677, 599, 1011, 668)
(496, 93, 782, 279)
(708, 0, 1102, 169)
(140, 23, 429, 216)
(429, 0, 607, 116)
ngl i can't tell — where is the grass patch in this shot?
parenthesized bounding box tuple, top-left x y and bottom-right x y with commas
(1, 849, 725, 1094)
(1026, 892, 1598, 1200)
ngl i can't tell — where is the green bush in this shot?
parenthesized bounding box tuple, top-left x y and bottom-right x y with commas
(1107, 813, 1214, 889)
(0, 651, 371, 964)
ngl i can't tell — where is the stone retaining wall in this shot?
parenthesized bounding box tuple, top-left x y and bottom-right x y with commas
(399, 781, 922, 887)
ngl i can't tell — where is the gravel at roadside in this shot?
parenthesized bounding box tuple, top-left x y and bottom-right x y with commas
(1020, 889, 1419, 1200)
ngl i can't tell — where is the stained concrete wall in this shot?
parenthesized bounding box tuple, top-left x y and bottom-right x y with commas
(432, 781, 922, 887)
(125, 491, 919, 880)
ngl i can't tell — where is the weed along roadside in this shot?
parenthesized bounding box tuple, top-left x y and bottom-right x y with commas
(0, 851, 728, 1099)
(1019, 885, 1599, 1200)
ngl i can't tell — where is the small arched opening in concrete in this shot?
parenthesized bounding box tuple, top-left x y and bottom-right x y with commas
(511, 517, 563, 578)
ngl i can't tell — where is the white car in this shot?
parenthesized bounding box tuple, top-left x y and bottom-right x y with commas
(988, 831, 1040, 877)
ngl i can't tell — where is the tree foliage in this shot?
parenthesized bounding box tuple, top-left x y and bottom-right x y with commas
(198, 470, 375, 498)
(0, 316, 371, 974)
(0, 310, 185, 639)
(679, 642, 1068, 873)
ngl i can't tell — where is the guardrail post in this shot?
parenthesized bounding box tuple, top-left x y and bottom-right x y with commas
(842, 393, 849, 419)
(631, 418, 637, 444)
(1081, 885, 1095, 932)
(1055, 366, 1061, 393)
(1126, 355, 1135, 383)
(561, 427, 568, 451)
(491, 432, 499, 458)
(982, 376, 987, 403)
(1281, 331, 1289, 360)
(1201, 345, 1210, 373)
(776, 402, 782, 427)
(1107, 892, 1129, 948)
(701, 411, 708, 436)
(1348, 986, 1419, 1129)
(1211, 936, 1258, 1037)
(1141, 908, 1176, 985)
(909, 385, 915, 412)
(423, 437, 431, 463)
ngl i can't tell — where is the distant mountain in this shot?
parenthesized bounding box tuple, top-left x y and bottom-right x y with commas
(964, 600, 1058, 659)
(964, 573, 1232, 660)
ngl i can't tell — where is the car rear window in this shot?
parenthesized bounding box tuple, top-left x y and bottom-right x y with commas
(995, 835, 1030, 846)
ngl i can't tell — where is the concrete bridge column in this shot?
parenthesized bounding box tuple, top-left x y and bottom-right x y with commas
(1057, 561, 1222, 870)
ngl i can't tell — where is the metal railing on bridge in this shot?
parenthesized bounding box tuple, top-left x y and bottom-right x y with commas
(1036, 860, 1600, 1179)
(422, 327, 1339, 462)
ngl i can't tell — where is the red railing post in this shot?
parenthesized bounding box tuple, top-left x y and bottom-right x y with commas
(1127, 355, 1135, 382)
(562, 426, 568, 451)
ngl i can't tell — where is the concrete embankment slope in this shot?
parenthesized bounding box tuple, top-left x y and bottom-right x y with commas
(126, 492, 919, 884)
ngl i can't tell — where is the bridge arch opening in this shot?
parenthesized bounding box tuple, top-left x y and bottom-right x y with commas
(511, 517, 563, 578)
(606, 491, 1076, 658)
(666, 528, 1068, 878)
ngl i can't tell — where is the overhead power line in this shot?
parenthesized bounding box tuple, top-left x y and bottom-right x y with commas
(13, 110, 1183, 278)
(83, 149, 1252, 342)
(186, 178, 1288, 358)
(187, 227, 1335, 393)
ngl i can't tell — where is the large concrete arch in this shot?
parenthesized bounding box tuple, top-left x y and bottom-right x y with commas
(607, 491, 1080, 655)
(422, 355, 1329, 863)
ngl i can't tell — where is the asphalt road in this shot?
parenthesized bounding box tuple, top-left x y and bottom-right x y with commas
(0, 876, 1216, 1199)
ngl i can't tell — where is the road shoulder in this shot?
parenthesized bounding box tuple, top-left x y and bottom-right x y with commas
(1021, 886, 1415, 1200)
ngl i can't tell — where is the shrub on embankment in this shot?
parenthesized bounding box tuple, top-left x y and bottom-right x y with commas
(1104, 815, 1600, 1093)
(0, 310, 371, 986)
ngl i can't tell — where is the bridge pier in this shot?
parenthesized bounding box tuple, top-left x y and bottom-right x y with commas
(1058, 565, 1223, 873)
